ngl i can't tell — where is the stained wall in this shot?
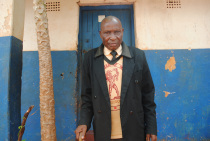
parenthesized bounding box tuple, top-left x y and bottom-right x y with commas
(0, 0, 25, 140)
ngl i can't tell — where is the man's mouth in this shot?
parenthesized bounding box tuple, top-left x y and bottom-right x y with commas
(109, 43, 117, 46)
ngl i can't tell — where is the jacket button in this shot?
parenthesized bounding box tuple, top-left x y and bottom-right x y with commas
(98, 110, 102, 113)
(130, 111, 133, 115)
(135, 80, 139, 84)
(94, 96, 97, 99)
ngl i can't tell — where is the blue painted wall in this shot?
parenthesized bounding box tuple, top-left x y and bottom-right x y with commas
(20, 49, 210, 140)
(1, 37, 208, 141)
(0, 36, 22, 141)
(21, 51, 78, 141)
(145, 49, 210, 140)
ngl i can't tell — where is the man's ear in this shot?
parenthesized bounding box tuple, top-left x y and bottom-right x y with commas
(99, 30, 102, 38)
(122, 28, 124, 32)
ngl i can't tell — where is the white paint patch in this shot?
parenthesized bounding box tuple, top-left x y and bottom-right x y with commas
(0, 0, 13, 37)
(98, 15, 105, 22)
(12, 0, 25, 40)
(0, 0, 25, 40)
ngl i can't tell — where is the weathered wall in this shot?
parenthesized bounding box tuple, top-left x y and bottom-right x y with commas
(132, 1, 210, 140)
(23, 0, 79, 51)
(20, 0, 210, 140)
(0, 0, 25, 140)
(0, 0, 13, 37)
(134, 0, 210, 50)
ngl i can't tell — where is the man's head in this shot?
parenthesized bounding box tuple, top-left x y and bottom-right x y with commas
(100, 16, 124, 51)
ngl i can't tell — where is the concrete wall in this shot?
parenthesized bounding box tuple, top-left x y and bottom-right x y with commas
(134, 0, 210, 50)
(23, 0, 79, 51)
(0, 0, 25, 140)
(20, 0, 210, 140)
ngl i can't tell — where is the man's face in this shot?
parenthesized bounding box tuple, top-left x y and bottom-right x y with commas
(100, 20, 124, 51)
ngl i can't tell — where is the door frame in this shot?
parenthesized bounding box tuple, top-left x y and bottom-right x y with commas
(76, 5, 135, 125)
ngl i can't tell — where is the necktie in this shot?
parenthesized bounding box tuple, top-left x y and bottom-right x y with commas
(110, 50, 117, 61)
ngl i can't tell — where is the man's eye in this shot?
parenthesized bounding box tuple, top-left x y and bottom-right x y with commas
(114, 31, 121, 34)
(104, 32, 110, 34)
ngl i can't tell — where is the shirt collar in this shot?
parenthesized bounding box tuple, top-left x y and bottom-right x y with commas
(94, 41, 132, 58)
(104, 44, 122, 56)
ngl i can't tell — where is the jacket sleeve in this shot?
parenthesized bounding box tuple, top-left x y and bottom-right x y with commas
(78, 52, 93, 130)
(141, 51, 157, 135)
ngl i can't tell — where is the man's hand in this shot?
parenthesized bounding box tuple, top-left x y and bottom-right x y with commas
(146, 134, 157, 141)
(75, 125, 87, 141)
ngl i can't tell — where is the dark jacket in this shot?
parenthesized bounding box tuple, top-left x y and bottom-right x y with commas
(79, 42, 157, 141)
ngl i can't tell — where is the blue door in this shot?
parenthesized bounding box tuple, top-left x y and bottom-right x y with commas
(77, 5, 135, 140)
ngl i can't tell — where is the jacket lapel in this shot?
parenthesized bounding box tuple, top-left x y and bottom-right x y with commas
(94, 50, 110, 107)
(120, 47, 135, 109)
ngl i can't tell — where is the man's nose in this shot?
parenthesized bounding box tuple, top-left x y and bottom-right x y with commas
(110, 33, 117, 40)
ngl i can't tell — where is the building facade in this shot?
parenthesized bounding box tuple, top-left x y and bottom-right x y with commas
(0, 0, 209, 140)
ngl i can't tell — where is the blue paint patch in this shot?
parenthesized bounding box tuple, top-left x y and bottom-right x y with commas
(21, 51, 78, 141)
(0, 36, 22, 141)
(0, 36, 11, 140)
(145, 49, 210, 140)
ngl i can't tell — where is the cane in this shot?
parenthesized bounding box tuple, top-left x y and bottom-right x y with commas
(79, 132, 83, 141)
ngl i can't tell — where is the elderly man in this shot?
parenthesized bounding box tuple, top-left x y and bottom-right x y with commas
(75, 16, 157, 141)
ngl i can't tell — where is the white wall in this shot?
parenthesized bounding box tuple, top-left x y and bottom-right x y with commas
(0, 0, 25, 40)
(134, 0, 210, 50)
(0, 0, 13, 37)
(23, 0, 79, 51)
(23, 0, 210, 51)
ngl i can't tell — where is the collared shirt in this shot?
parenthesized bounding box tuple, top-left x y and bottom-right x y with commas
(94, 41, 132, 59)
(104, 45, 123, 139)
(104, 45, 122, 60)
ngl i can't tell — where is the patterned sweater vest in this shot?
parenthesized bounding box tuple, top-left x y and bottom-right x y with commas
(104, 57, 123, 139)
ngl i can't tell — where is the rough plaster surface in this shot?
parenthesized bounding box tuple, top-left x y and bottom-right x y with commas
(0, 0, 25, 40)
(0, 0, 13, 37)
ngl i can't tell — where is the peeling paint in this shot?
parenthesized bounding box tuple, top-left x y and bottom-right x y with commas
(165, 56, 176, 72)
(163, 91, 175, 97)
(4, 9, 11, 32)
(163, 91, 170, 97)
(0, 8, 12, 36)
(60, 73, 64, 79)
